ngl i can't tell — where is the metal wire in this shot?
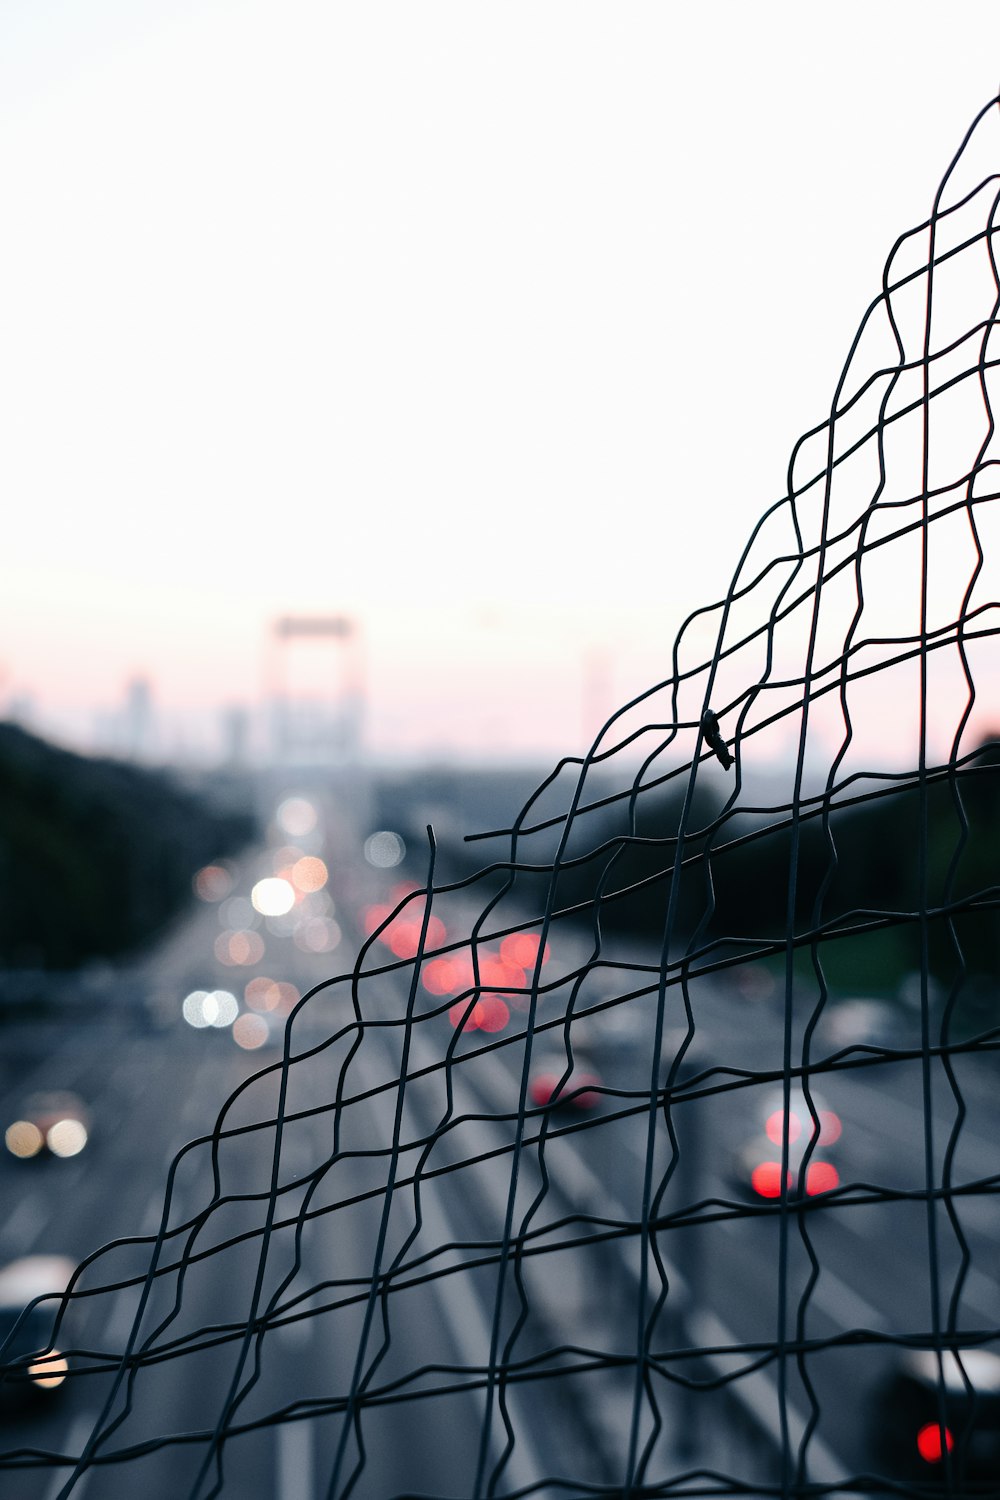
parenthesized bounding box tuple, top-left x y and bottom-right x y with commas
(5, 92, 1000, 1498)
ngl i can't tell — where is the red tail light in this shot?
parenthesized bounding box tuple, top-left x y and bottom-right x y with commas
(805, 1161, 840, 1196)
(530, 1073, 558, 1107)
(751, 1161, 792, 1198)
(765, 1110, 801, 1145)
(916, 1422, 954, 1463)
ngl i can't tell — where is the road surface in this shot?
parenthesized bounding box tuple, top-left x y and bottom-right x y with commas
(1, 774, 997, 1496)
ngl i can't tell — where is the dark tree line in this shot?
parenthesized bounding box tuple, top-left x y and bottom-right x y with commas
(702, 739, 1000, 987)
(382, 739, 1000, 992)
(0, 724, 254, 969)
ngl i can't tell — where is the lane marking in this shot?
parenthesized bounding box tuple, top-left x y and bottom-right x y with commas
(89, 1183, 191, 1349)
(276, 1416, 314, 1500)
(276, 1292, 316, 1350)
(364, 1023, 545, 1494)
(829, 1072, 998, 1184)
(181, 1076, 209, 1129)
(718, 1213, 887, 1330)
(947, 1262, 999, 1325)
(8, 1026, 115, 1105)
(43, 1410, 98, 1500)
(451, 1023, 844, 1484)
(141, 1180, 185, 1238)
(807, 1266, 887, 1332)
(0, 1194, 50, 1256)
(100, 1285, 145, 1354)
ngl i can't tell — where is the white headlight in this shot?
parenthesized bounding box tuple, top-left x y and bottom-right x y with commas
(46, 1119, 88, 1158)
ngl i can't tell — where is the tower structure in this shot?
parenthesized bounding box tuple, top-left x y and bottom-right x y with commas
(265, 614, 365, 766)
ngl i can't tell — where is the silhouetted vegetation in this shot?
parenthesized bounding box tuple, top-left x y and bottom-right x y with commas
(705, 739, 1000, 993)
(0, 724, 254, 969)
(376, 739, 1000, 999)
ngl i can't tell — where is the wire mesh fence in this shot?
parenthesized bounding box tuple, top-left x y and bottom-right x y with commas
(5, 91, 1000, 1498)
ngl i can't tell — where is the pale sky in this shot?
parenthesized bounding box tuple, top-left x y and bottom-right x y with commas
(4, 3, 1000, 764)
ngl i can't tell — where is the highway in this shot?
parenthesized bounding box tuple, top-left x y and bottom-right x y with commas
(1, 776, 998, 1496)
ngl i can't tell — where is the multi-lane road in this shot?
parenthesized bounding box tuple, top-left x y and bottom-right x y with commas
(1, 776, 998, 1496)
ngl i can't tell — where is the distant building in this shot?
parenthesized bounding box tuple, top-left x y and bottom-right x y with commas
(221, 705, 250, 766)
(124, 676, 156, 761)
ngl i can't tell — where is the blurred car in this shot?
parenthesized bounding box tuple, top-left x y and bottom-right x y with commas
(819, 998, 904, 1052)
(4, 1092, 90, 1160)
(734, 1085, 842, 1201)
(869, 1347, 1000, 1484)
(0, 1255, 74, 1408)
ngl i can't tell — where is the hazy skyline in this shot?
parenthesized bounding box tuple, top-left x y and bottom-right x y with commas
(5, 3, 1000, 765)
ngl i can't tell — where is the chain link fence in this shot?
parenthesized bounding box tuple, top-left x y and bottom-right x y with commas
(5, 91, 1000, 1500)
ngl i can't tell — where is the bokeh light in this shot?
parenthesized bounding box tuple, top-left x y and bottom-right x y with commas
(5, 1120, 44, 1158)
(751, 1161, 791, 1199)
(182, 989, 239, 1028)
(449, 1000, 475, 1031)
(529, 1072, 557, 1107)
(422, 957, 466, 996)
(233, 1013, 271, 1050)
(29, 1353, 69, 1389)
(362, 903, 392, 935)
(275, 981, 300, 1014)
(214, 930, 266, 966)
(480, 954, 524, 993)
(365, 898, 452, 958)
(291, 856, 328, 893)
(211, 991, 240, 1026)
(373, 907, 447, 959)
(448, 996, 510, 1033)
(276, 797, 318, 838)
(917, 1423, 954, 1464)
(804, 1161, 840, 1196)
(570, 1075, 602, 1110)
(182, 990, 211, 1027)
(245, 976, 282, 1012)
(47, 1119, 88, 1158)
(194, 865, 233, 902)
(293, 917, 342, 954)
(500, 932, 550, 968)
(475, 997, 510, 1033)
(736, 965, 777, 1002)
(422, 952, 522, 1000)
(765, 1110, 802, 1146)
(251, 877, 296, 916)
(364, 830, 405, 868)
(246, 980, 303, 1015)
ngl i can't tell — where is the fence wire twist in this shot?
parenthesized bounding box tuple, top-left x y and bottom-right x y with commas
(5, 93, 1000, 1500)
